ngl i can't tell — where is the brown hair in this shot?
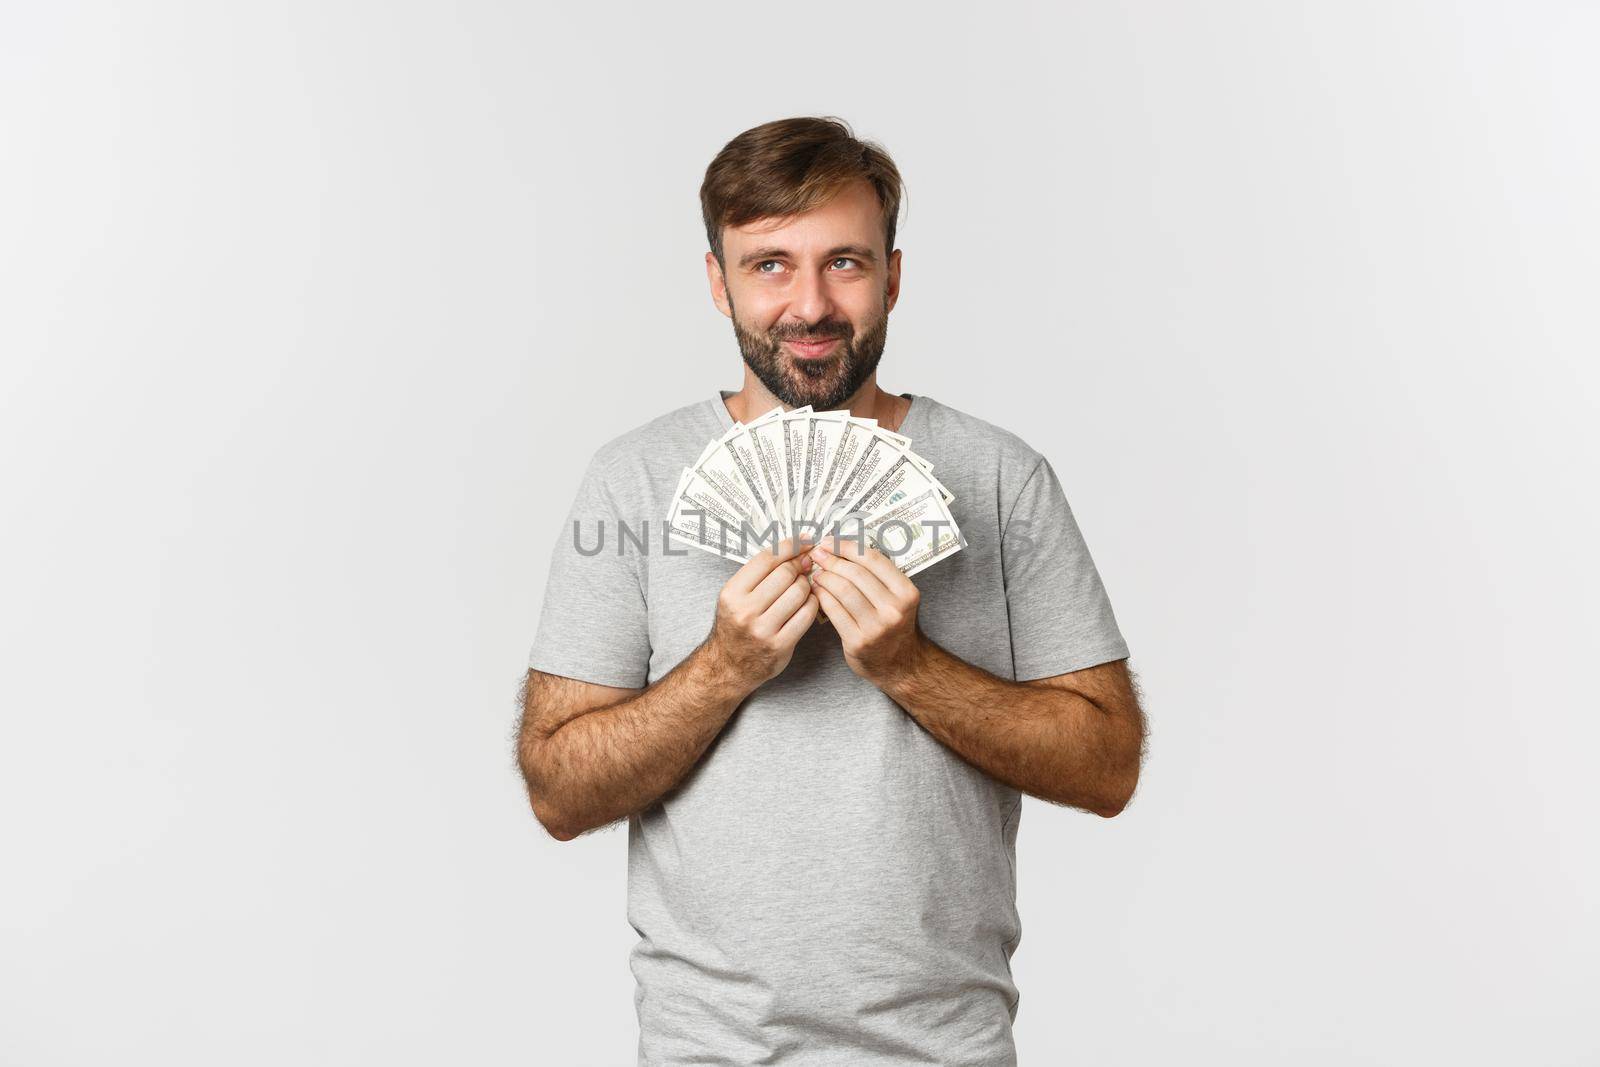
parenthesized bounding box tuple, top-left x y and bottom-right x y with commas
(700, 116, 905, 272)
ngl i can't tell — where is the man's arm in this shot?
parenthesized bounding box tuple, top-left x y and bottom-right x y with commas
(879, 650, 1144, 817)
(516, 538, 820, 841)
(806, 539, 1146, 817)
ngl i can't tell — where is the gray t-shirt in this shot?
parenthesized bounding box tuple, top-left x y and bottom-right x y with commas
(527, 391, 1129, 1066)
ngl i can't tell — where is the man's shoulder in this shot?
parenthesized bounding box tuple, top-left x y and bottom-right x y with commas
(583, 395, 717, 473)
(916, 395, 1046, 473)
(571, 395, 720, 507)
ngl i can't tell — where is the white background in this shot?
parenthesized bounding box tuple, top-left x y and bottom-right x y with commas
(3, 3, 1596, 1064)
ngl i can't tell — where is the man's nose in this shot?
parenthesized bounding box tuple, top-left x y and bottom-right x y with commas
(787, 266, 835, 325)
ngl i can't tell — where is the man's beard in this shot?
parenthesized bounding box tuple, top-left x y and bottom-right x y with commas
(729, 292, 889, 411)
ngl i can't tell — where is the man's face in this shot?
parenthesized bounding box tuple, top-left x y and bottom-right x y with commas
(708, 180, 902, 411)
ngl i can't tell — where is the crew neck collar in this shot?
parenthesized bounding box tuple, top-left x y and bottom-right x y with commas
(710, 391, 926, 439)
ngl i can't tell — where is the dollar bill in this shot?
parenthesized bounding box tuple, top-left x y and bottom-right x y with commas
(665, 402, 965, 577)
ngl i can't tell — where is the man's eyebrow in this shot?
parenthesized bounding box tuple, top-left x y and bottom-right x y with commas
(736, 245, 880, 268)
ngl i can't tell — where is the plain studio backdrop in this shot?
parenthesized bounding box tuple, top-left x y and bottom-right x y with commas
(2, 3, 1595, 1064)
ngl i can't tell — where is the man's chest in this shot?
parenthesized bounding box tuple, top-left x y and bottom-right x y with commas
(637, 474, 1018, 684)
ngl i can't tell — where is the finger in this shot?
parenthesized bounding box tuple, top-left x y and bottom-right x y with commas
(758, 572, 812, 629)
(822, 528, 867, 558)
(848, 541, 918, 599)
(810, 567, 875, 626)
(813, 583, 862, 643)
(810, 541, 895, 612)
(730, 535, 814, 595)
(775, 590, 821, 645)
(730, 549, 783, 595)
(749, 555, 809, 612)
(828, 530, 898, 580)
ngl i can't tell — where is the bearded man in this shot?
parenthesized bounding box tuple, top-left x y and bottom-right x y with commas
(517, 115, 1146, 1066)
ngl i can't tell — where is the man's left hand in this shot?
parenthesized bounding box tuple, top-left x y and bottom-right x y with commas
(807, 538, 927, 685)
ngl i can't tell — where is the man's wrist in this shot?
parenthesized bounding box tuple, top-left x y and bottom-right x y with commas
(870, 627, 937, 698)
(692, 630, 766, 704)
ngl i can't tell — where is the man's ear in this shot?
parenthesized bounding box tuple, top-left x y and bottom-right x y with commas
(886, 248, 902, 313)
(706, 251, 732, 318)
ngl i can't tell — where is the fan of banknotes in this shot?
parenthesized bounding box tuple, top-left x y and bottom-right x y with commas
(665, 405, 965, 578)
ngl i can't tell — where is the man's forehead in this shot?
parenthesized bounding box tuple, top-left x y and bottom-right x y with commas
(724, 182, 884, 254)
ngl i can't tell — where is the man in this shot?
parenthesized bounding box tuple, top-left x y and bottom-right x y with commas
(516, 116, 1145, 1066)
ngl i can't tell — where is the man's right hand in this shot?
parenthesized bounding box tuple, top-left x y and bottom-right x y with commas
(703, 536, 821, 690)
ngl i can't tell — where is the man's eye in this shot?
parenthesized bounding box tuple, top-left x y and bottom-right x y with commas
(754, 259, 858, 273)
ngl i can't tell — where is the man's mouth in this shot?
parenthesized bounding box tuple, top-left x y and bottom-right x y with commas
(784, 338, 841, 358)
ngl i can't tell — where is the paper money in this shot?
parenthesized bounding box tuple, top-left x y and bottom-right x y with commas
(665, 405, 966, 576)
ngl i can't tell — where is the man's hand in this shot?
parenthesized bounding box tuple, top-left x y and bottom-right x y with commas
(703, 536, 821, 691)
(806, 538, 927, 685)
(803, 538, 1144, 817)
(517, 536, 818, 841)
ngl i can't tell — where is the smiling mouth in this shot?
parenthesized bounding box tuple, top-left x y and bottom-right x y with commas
(785, 338, 842, 358)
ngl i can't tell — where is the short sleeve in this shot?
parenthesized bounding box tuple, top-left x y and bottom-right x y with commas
(526, 455, 652, 689)
(1000, 456, 1130, 680)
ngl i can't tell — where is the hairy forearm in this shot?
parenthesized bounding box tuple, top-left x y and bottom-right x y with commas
(526, 645, 753, 839)
(878, 637, 1139, 816)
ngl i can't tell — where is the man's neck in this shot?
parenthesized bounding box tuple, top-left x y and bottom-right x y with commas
(724, 372, 910, 433)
